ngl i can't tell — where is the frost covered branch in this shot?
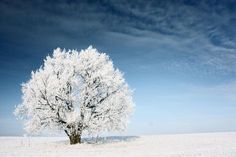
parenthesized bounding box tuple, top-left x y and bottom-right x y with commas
(14, 46, 134, 144)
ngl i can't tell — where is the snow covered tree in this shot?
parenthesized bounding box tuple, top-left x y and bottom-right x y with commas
(14, 46, 134, 144)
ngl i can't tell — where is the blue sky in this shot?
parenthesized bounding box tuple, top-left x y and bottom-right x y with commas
(0, 0, 236, 136)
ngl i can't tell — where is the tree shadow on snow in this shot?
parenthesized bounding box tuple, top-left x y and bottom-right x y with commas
(83, 136, 139, 144)
(55, 136, 139, 145)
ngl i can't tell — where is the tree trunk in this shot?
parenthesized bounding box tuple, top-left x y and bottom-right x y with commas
(69, 133, 81, 144)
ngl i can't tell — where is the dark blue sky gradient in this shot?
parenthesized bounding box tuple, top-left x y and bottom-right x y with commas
(0, 0, 236, 135)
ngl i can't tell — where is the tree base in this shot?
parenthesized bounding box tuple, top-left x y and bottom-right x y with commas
(69, 134, 81, 145)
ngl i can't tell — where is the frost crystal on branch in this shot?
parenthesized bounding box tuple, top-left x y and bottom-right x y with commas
(14, 46, 134, 144)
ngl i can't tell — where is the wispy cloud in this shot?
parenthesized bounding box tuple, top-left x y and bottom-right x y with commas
(0, 0, 236, 79)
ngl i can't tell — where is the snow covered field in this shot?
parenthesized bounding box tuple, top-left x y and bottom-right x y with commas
(0, 132, 236, 157)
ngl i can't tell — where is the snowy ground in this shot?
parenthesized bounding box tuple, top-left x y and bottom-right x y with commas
(0, 132, 236, 157)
